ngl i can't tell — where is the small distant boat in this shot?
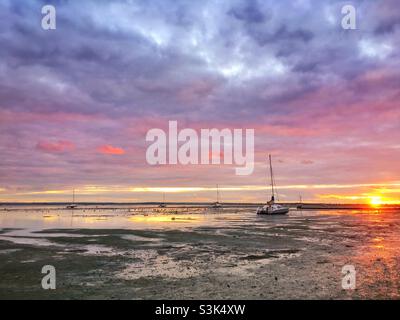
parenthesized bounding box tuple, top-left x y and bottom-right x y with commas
(211, 202, 222, 209)
(297, 195, 303, 209)
(66, 189, 77, 209)
(159, 193, 167, 208)
(257, 155, 289, 215)
(210, 184, 222, 209)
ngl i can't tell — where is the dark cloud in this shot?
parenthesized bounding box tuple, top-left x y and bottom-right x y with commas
(374, 18, 400, 35)
(249, 25, 314, 47)
(229, 1, 269, 24)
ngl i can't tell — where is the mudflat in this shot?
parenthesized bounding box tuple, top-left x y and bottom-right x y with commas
(0, 207, 399, 299)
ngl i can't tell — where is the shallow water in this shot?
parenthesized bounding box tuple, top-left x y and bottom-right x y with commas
(0, 205, 385, 230)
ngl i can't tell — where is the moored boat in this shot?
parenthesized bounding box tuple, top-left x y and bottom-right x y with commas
(210, 184, 223, 209)
(66, 189, 77, 209)
(257, 155, 289, 215)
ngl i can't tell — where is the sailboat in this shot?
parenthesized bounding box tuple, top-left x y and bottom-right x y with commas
(257, 155, 289, 215)
(297, 195, 303, 209)
(210, 184, 222, 208)
(66, 189, 77, 209)
(159, 193, 166, 208)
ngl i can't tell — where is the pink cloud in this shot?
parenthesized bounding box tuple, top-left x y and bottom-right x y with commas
(97, 145, 126, 155)
(36, 140, 75, 154)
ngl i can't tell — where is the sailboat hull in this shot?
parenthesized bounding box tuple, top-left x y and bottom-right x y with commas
(256, 206, 289, 215)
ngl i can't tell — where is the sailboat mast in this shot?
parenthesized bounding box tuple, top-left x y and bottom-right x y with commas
(216, 184, 219, 203)
(269, 155, 275, 201)
(72, 189, 75, 204)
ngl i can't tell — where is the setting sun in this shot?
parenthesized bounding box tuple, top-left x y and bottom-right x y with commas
(369, 196, 383, 207)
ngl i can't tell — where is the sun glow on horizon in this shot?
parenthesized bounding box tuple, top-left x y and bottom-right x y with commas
(369, 196, 383, 207)
(2, 183, 400, 204)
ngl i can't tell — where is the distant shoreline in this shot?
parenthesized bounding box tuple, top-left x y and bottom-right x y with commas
(1, 202, 399, 210)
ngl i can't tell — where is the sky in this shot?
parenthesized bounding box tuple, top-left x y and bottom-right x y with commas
(0, 0, 399, 204)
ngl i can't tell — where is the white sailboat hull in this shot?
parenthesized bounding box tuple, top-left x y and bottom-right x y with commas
(257, 204, 289, 215)
(210, 202, 222, 209)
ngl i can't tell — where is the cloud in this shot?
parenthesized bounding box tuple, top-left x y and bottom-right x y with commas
(359, 39, 393, 60)
(97, 145, 126, 155)
(229, 1, 269, 24)
(36, 140, 75, 154)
